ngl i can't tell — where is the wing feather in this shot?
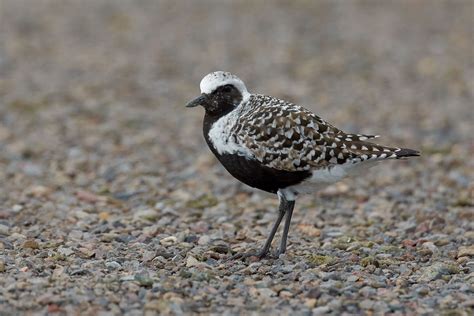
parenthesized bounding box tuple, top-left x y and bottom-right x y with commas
(233, 95, 418, 172)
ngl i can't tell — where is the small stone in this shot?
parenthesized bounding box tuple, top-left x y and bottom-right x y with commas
(134, 209, 159, 221)
(106, 261, 121, 269)
(23, 162, 44, 176)
(10, 232, 26, 240)
(58, 247, 74, 256)
(418, 262, 460, 282)
(359, 286, 376, 297)
(306, 288, 321, 299)
(305, 298, 317, 308)
(77, 247, 95, 258)
(198, 235, 211, 245)
(98, 212, 110, 221)
(313, 306, 330, 315)
(160, 236, 177, 246)
(210, 242, 230, 254)
(135, 273, 153, 287)
(186, 256, 200, 268)
(28, 185, 52, 198)
(347, 275, 359, 282)
(360, 256, 379, 267)
(184, 235, 198, 243)
(297, 224, 321, 237)
(416, 286, 430, 295)
(12, 205, 23, 213)
(190, 221, 209, 233)
(359, 299, 375, 310)
(457, 257, 469, 265)
(325, 230, 343, 237)
(22, 240, 40, 249)
(422, 242, 438, 253)
(0, 224, 9, 235)
(279, 290, 293, 299)
(100, 233, 118, 242)
(0, 260, 5, 272)
(462, 299, 474, 308)
(434, 239, 450, 246)
(396, 277, 408, 288)
(76, 190, 107, 203)
(458, 245, 474, 258)
(307, 255, 336, 266)
(280, 264, 295, 273)
(47, 304, 61, 313)
(402, 239, 416, 248)
(142, 250, 156, 262)
(257, 288, 275, 298)
(120, 275, 135, 282)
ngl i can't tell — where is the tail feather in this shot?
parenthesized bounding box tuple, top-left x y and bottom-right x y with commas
(343, 140, 420, 163)
(394, 147, 421, 159)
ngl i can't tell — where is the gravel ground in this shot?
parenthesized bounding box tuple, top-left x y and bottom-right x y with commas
(0, 1, 473, 315)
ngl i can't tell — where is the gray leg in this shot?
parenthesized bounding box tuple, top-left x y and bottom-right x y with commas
(228, 194, 290, 261)
(277, 200, 295, 255)
(255, 198, 288, 258)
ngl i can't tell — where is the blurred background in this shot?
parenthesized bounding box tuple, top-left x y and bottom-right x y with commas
(0, 0, 471, 197)
(0, 1, 472, 314)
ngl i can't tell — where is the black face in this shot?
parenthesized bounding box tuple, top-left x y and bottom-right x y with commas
(186, 84, 242, 117)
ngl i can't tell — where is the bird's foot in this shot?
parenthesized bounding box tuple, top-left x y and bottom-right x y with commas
(275, 248, 286, 257)
(226, 249, 273, 262)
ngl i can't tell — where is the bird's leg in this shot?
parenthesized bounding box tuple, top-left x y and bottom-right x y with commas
(228, 195, 288, 261)
(277, 200, 295, 256)
(254, 198, 288, 258)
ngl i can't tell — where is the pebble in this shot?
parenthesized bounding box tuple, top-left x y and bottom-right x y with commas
(22, 240, 39, 249)
(186, 256, 200, 268)
(359, 299, 375, 310)
(198, 235, 211, 245)
(0, 224, 9, 235)
(133, 209, 160, 221)
(281, 264, 295, 273)
(312, 306, 331, 315)
(134, 273, 153, 287)
(416, 286, 430, 295)
(347, 275, 359, 282)
(105, 261, 121, 270)
(58, 247, 74, 256)
(12, 205, 23, 213)
(458, 245, 474, 258)
(305, 298, 317, 308)
(279, 290, 293, 299)
(159, 236, 177, 246)
(418, 263, 460, 282)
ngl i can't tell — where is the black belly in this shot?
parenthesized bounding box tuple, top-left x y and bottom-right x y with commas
(213, 152, 311, 194)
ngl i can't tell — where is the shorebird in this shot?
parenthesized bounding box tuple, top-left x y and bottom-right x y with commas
(186, 71, 419, 259)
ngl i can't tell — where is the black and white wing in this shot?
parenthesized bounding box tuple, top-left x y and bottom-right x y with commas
(234, 95, 419, 172)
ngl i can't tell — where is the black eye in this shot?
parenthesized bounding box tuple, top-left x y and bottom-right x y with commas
(222, 85, 232, 93)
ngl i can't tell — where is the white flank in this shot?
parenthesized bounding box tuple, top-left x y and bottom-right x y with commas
(285, 160, 380, 197)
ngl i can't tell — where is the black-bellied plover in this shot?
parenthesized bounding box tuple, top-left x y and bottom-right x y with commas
(186, 71, 419, 259)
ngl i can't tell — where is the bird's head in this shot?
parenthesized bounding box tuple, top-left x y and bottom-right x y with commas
(186, 71, 250, 116)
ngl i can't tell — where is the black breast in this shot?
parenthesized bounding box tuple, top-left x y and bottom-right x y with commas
(202, 114, 311, 194)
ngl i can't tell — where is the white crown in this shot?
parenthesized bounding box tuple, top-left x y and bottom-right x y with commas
(200, 71, 250, 102)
